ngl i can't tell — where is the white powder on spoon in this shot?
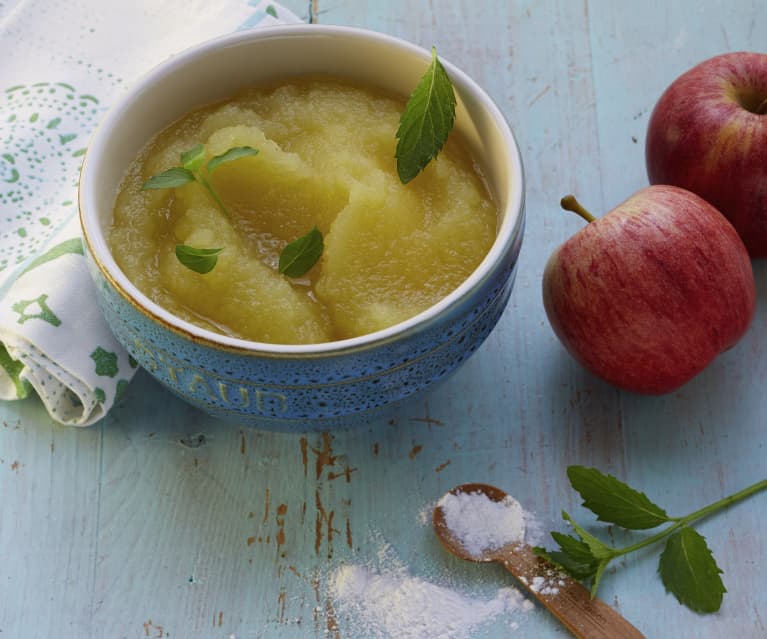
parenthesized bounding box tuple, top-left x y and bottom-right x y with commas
(437, 489, 526, 558)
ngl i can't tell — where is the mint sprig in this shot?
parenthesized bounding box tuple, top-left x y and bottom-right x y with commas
(142, 144, 257, 274)
(142, 144, 259, 220)
(534, 466, 767, 613)
(141, 144, 324, 278)
(395, 46, 456, 184)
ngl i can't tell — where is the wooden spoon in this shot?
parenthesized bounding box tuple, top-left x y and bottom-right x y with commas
(433, 483, 645, 639)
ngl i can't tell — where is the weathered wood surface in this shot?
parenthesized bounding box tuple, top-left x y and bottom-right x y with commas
(2, 1, 766, 637)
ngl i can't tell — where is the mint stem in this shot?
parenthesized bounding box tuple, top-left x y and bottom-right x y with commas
(560, 194, 596, 223)
(612, 478, 767, 557)
(197, 175, 231, 218)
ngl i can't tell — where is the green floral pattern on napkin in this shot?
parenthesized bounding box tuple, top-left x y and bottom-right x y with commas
(0, 83, 96, 285)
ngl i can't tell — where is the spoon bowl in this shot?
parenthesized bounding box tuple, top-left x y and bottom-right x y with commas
(433, 482, 520, 562)
(433, 483, 645, 639)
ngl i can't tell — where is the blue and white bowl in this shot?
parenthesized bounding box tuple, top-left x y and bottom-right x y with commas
(79, 25, 525, 431)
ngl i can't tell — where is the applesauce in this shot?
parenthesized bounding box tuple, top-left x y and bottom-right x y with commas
(110, 79, 497, 344)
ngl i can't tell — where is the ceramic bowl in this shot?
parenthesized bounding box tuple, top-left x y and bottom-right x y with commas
(79, 25, 525, 431)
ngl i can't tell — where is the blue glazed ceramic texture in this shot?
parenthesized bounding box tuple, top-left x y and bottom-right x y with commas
(84, 217, 523, 431)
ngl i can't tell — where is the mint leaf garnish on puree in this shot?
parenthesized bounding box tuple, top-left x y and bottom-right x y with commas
(279, 226, 324, 278)
(395, 46, 456, 184)
(174, 245, 224, 275)
(534, 466, 767, 613)
(140, 166, 195, 190)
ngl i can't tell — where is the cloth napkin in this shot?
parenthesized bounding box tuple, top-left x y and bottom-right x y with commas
(0, 0, 302, 425)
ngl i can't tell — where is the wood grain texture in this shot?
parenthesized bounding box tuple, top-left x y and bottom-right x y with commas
(2, 1, 767, 638)
(495, 550, 645, 639)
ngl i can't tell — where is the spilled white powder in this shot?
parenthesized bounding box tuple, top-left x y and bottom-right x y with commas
(326, 497, 546, 638)
(522, 507, 546, 546)
(329, 564, 532, 639)
(438, 490, 526, 558)
(417, 500, 437, 527)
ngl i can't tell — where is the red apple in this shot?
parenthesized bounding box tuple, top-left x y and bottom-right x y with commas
(542, 186, 755, 394)
(646, 52, 767, 257)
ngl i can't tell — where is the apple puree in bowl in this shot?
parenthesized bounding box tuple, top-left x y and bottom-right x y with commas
(110, 79, 497, 344)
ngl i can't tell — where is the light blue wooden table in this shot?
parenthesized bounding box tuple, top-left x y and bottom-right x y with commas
(2, 2, 766, 638)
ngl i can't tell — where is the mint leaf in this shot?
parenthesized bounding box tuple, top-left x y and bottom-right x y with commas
(180, 144, 205, 172)
(175, 245, 223, 274)
(561, 511, 614, 560)
(395, 46, 456, 184)
(558, 512, 615, 597)
(279, 226, 323, 278)
(535, 547, 598, 581)
(550, 531, 599, 563)
(141, 167, 195, 190)
(568, 466, 670, 530)
(659, 527, 725, 613)
(207, 146, 259, 173)
(551, 531, 608, 572)
(534, 530, 610, 594)
(534, 531, 599, 580)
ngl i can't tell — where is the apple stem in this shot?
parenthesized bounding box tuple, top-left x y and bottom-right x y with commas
(757, 97, 767, 115)
(560, 194, 596, 223)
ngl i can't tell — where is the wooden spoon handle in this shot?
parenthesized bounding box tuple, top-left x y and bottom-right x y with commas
(496, 546, 645, 639)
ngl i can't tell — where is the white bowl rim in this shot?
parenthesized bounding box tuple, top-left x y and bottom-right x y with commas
(79, 24, 525, 358)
